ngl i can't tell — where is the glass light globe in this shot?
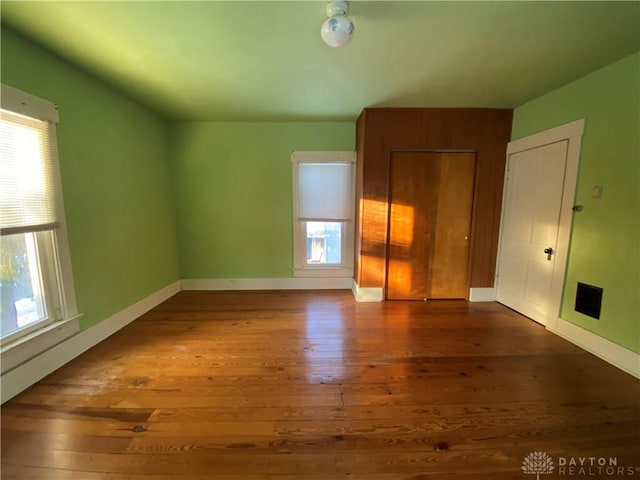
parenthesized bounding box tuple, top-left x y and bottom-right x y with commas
(321, 14, 354, 47)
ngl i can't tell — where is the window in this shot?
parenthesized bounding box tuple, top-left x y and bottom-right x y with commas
(292, 151, 355, 277)
(1, 84, 79, 373)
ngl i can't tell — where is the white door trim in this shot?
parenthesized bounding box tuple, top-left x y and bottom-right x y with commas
(506, 120, 585, 155)
(497, 119, 585, 328)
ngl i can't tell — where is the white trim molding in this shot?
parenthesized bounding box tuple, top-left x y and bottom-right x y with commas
(293, 267, 353, 278)
(548, 318, 640, 379)
(1, 280, 181, 403)
(351, 280, 384, 302)
(506, 119, 585, 155)
(182, 277, 353, 291)
(469, 288, 496, 302)
(1, 83, 59, 123)
(291, 151, 356, 163)
(0, 314, 81, 374)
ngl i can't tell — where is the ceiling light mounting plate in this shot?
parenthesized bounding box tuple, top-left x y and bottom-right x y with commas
(326, 0, 348, 17)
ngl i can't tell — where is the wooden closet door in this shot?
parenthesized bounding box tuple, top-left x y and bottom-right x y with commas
(386, 152, 439, 300)
(386, 152, 475, 300)
(428, 152, 475, 299)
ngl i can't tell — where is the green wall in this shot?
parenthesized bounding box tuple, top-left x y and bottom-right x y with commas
(1, 26, 354, 334)
(512, 52, 639, 353)
(170, 122, 354, 279)
(1, 28, 180, 330)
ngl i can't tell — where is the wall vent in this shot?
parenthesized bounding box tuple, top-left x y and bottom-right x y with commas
(575, 282, 603, 320)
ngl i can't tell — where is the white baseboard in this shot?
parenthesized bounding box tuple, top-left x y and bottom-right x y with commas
(0, 280, 181, 403)
(547, 318, 640, 379)
(351, 280, 384, 302)
(469, 287, 496, 302)
(182, 277, 353, 291)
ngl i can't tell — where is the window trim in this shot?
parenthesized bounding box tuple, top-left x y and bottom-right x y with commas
(1, 84, 80, 373)
(291, 151, 355, 278)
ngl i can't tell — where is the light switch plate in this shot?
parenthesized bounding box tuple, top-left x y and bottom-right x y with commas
(592, 185, 603, 199)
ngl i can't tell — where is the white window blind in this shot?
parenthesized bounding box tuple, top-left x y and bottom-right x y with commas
(0, 109, 59, 236)
(297, 162, 352, 221)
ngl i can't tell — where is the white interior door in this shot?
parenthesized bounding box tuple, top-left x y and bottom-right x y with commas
(496, 140, 569, 325)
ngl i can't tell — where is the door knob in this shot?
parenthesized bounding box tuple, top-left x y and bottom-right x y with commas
(544, 247, 553, 261)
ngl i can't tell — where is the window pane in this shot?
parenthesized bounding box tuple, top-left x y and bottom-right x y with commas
(1, 232, 47, 338)
(306, 222, 342, 265)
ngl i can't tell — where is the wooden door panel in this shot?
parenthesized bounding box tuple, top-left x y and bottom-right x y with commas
(386, 152, 439, 300)
(428, 153, 476, 299)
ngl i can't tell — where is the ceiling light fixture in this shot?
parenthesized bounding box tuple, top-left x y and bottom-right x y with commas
(321, 1, 354, 48)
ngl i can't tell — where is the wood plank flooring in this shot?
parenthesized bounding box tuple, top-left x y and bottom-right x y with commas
(2, 290, 639, 479)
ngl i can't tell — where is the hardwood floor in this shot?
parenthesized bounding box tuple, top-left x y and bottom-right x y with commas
(2, 290, 639, 479)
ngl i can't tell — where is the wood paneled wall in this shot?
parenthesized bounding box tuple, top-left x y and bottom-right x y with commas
(354, 108, 513, 290)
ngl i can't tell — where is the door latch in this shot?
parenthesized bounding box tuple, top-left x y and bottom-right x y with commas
(544, 247, 554, 261)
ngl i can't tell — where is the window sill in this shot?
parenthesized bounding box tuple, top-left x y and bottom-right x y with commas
(1, 314, 82, 374)
(294, 267, 353, 278)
